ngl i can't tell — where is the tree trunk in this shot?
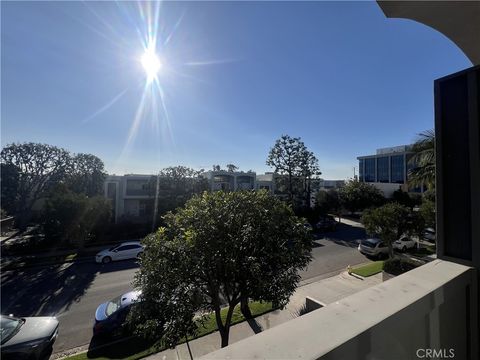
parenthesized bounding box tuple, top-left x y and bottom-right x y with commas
(215, 301, 238, 348)
(240, 296, 253, 319)
(288, 173, 293, 206)
(219, 327, 230, 348)
(388, 243, 394, 259)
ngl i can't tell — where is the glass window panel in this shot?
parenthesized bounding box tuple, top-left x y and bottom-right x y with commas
(377, 157, 389, 183)
(365, 158, 375, 182)
(391, 155, 405, 183)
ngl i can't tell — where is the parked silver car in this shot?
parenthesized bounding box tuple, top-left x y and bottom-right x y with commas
(95, 242, 144, 264)
(358, 238, 389, 258)
(0, 315, 59, 360)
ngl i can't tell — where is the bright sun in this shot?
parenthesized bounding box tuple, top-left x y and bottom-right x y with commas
(141, 48, 161, 81)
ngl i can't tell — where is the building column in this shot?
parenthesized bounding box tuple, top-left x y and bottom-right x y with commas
(435, 65, 479, 359)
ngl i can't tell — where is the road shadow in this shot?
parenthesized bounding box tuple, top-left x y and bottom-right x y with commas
(311, 241, 324, 248)
(97, 259, 140, 274)
(318, 222, 366, 249)
(1, 262, 98, 317)
(86, 335, 157, 359)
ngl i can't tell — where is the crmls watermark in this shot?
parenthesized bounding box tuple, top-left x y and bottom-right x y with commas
(416, 348, 455, 359)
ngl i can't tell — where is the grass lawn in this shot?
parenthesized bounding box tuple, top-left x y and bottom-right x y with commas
(65, 301, 273, 360)
(351, 261, 385, 277)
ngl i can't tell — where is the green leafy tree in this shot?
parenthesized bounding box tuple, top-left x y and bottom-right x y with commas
(150, 166, 209, 229)
(391, 189, 421, 209)
(1, 143, 72, 228)
(42, 185, 111, 248)
(266, 135, 320, 208)
(0, 163, 20, 215)
(66, 153, 107, 196)
(419, 199, 435, 229)
(362, 203, 423, 258)
(408, 129, 435, 190)
(315, 189, 341, 218)
(130, 190, 312, 348)
(338, 180, 385, 214)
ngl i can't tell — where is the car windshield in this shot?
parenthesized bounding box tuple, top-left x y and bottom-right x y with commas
(362, 240, 378, 248)
(108, 245, 119, 251)
(105, 295, 123, 317)
(0, 317, 24, 345)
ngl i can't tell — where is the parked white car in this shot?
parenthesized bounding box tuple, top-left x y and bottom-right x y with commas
(95, 242, 144, 264)
(393, 236, 418, 252)
(357, 238, 389, 258)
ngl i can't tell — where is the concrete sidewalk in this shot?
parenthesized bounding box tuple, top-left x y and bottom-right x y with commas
(146, 271, 383, 360)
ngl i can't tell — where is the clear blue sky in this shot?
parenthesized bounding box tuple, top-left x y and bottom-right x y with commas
(1, 1, 471, 179)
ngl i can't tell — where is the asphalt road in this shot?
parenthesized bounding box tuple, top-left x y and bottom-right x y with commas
(0, 219, 369, 355)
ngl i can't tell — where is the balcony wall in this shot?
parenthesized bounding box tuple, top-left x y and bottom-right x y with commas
(201, 260, 477, 360)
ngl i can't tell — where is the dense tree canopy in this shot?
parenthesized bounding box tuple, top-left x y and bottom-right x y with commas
(1, 143, 72, 227)
(65, 153, 107, 196)
(149, 166, 209, 228)
(0, 142, 107, 227)
(0, 163, 20, 215)
(315, 189, 341, 217)
(42, 185, 111, 248)
(338, 180, 385, 214)
(130, 190, 312, 348)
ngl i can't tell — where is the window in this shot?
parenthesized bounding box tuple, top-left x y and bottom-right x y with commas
(376, 157, 389, 183)
(139, 203, 146, 216)
(359, 159, 364, 182)
(364, 158, 375, 182)
(120, 245, 140, 251)
(391, 155, 404, 183)
(105, 295, 122, 317)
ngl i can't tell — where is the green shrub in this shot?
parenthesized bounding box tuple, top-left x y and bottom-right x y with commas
(383, 258, 418, 276)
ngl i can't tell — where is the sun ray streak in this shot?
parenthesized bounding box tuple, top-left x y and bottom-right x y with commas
(82, 88, 129, 123)
(155, 80, 176, 147)
(184, 58, 241, 66)
(164, 10, 185, 47)
(82, 1, 123, 40)
(120, 83, 150, 159)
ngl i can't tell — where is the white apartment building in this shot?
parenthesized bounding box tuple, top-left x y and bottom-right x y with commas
(105, 172, 346, 223)
(105, 174, 155, 224)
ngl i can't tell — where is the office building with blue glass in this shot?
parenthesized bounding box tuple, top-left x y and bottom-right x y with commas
(357, 145, 420, 197)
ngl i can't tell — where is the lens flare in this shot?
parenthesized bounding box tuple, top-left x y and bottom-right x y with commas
(141, 47, 161, 82)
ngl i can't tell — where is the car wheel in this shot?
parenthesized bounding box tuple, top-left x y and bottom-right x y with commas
(102, 256, 112, 264)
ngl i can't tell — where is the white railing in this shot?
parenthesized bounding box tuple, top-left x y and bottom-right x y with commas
(200, 260, 477, 360)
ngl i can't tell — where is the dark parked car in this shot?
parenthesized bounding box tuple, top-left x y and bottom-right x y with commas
(0, 315, 59, 360)
(315, 215, 337, 232)
(423, 228, 436, 242)
(93, 290, 141, 338)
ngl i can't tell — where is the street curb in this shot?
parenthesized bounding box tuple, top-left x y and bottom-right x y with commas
(299, 260, 371, 287)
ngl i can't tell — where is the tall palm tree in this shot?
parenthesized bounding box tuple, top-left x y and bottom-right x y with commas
(408, 129, 435, 190)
